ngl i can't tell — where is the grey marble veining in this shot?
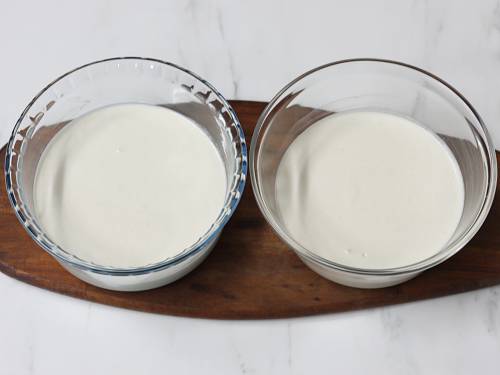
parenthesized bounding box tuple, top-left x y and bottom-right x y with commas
(1, 1, 500, 374)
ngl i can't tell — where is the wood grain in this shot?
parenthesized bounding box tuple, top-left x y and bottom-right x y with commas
(1, 100, 499, 319)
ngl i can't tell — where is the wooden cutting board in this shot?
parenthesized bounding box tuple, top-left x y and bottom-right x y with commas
(1, 100, 499, 319)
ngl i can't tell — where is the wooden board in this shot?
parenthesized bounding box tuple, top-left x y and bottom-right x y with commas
(1, 100, 499, 319)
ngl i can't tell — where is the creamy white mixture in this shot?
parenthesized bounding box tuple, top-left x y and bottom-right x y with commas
(276, 111, 464, 269)
(34, 104, 226, 268)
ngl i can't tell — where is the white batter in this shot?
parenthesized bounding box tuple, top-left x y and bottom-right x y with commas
(34, 104, 226, 268)
(276, 111, 464, 269)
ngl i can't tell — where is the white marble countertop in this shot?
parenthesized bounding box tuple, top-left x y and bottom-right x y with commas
(2, 1, 500, 374)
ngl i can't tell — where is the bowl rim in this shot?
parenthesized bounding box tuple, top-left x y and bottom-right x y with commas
(5, 56, 247, 276)
(250, 57, 498, 276)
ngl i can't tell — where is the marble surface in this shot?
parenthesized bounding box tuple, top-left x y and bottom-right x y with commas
(1, 0, 500, 373)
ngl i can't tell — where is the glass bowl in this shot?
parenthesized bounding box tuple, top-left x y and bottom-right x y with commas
(5, 57, 247, 291)
(250, 58, 497, 288)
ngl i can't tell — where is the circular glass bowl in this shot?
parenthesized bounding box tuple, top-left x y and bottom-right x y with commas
(250, 58, 497, 288)
(5, 57, 247, 291)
